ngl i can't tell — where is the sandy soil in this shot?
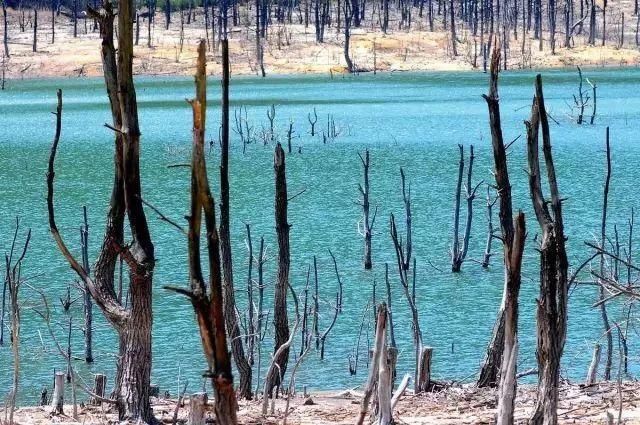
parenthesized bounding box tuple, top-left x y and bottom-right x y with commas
(2, 7, 640, 79)
(6, 381, 640, 424)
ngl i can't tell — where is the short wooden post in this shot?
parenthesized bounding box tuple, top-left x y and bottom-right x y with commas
(586, 343, 601, 385)
(188, 392, 208, 425)
(387, 346, 398, 387)
(39, 386, 48, 406)
(416, 346, 433, 393)
(91, 374, 106, 405)
(51, 371, 65, 414)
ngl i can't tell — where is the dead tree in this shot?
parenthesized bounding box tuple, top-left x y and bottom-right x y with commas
(357, 149, 377, 270)
(48, 0, 157, 418)
(400, 168, 412, 271)
(308, 107, 317, 136)
(267, 142, 291, 397)
(598, 127, 614, 381)
(478, 46, 521, 389)
(2, 0, 8, 58)
(79, 206, 93, 363)
(218, 38, 252, 401)
(33, 8, 37, 52)
(482, 186, 498, 268)
(357, 302, 387, 425)
(165, 40, 237, 425)
(390, 213, 426, 392)
(587, 78, 597, 125)
(528, 75, 569, 425)
(451, 144, 481, 272)
(496, 212, 525, 425)
(343, 0, 354, 72)
(5, 219, 31, 425)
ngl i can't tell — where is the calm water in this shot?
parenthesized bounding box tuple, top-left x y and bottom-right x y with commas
(1, 69, 639, 404)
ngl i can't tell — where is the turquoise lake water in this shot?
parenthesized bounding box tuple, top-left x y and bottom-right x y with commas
(1, 68, 639, 403)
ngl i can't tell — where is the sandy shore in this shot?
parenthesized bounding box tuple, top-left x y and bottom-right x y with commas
(6, 381, 640, 424)
(2, 7, 640, 80)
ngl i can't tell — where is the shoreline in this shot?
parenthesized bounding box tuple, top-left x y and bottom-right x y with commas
(6, 381, 640, 424)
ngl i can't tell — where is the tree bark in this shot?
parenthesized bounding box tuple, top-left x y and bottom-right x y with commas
(478, 45, 517, 389)
(218, 38, 253, 401)
(268, 142, 291, 396)
(527, 74, 569, 425)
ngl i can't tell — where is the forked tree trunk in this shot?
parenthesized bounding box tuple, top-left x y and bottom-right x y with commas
(171, 40, 237, 425)
(527, 75, 569, 425)
(50, 0, 156, 421)
(268, 142, 291, 396)
(358, 149, 376, 270)
(478, 45, 518, 389)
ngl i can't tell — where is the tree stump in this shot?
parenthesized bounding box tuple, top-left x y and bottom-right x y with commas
(149, 384, 160, 398)
(51, 371, 65, 415)
(416, 347, 433, 392)
(91, 374, 106, 405)
(188, 392, 208, 425)
(586, 344, 601, 385)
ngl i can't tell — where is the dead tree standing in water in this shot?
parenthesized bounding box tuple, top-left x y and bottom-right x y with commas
(400, 168, 412, 271)
(478, 46, 521, 389)
(482, 186, 498, 268)
(357, 149, 377, 270)
(80, 206, 93, 363)
(48, 2, 157, 415)
(598, 128, 614, 381)
(165, 40, 237, 425)
(218, 38, 253, 400)
(451, 144, 482, 272)
(267, 142, 291, 397)
(528, 75, 569, 425)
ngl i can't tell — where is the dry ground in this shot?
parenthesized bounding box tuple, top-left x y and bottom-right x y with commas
(3, 6, 640, 79)
(6, 381, 640, 424)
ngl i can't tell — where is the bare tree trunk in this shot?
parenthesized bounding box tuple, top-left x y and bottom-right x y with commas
(218, 38, 253, 401)
(170, 40, 238, 425)
(527, 74, 569, 425)
(2, 0, 9, 58)
(496, 213, 525, 425)
(598, 127, 614, 381)
(33, 8, 37, 52)
(268, 142, 291, 396)
(50, 0, 156, 419)
(357, 303, 387, 425)
(478, 45, 518, 389)
(358, 150, 377, 270)
(80, 207, 94, 363)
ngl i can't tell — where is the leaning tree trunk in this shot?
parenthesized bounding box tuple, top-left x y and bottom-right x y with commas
(528, 75, 568, 425)
(267, 142, 290, 396)
(218, 38, 253, 401)
(478, 45, 518, 389)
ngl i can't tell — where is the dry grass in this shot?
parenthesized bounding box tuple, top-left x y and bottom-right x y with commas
(2, 6, 640, 79)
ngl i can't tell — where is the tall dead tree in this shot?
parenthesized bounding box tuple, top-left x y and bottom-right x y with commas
(166, 40, 237, 425)
(451, 144, 481, 272)
(48, 0, 157, 419)
(598, 127, 614, 381)
(358, 149, 377, 270)
(528, 74, 569, 425)
(267, 142, 291, 396)
(80, 207, 93, 363)
(2, 0, 9, 58)
(343, 0, 354, 72)
(218, 38, 253, 400)
(400, 168, 412, 271)
(478, 45, 521, 389)
(33, 8, 37, 52)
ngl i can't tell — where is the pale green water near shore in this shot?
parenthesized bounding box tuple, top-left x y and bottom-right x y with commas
(1, 69, 639, 403)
